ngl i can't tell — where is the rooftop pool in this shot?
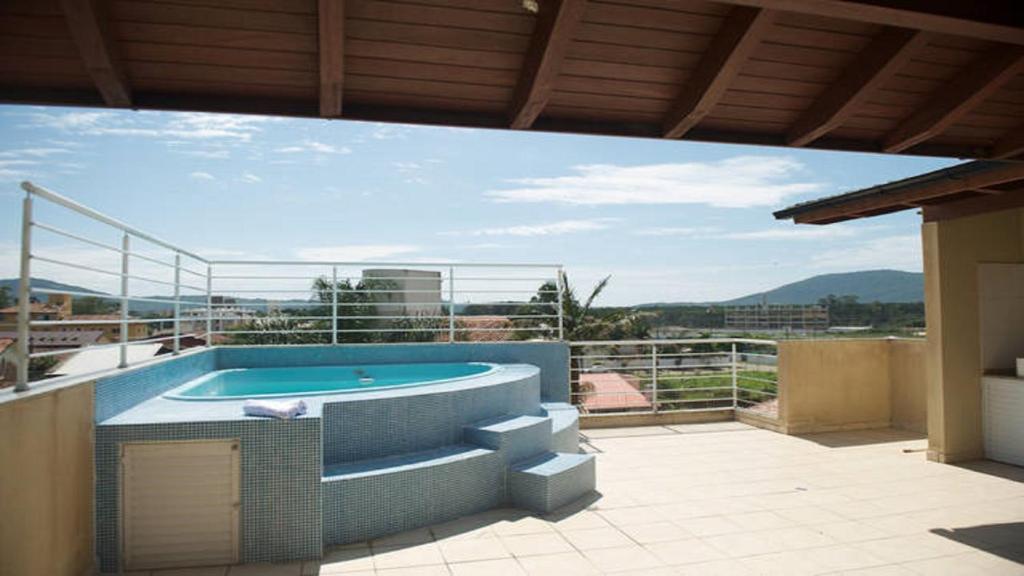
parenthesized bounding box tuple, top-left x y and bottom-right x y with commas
(164, 362, 498, 400)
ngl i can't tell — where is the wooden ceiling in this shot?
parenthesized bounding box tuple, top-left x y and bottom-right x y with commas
(774, 160, 1024, 224)
(2, 0, 1024, 159)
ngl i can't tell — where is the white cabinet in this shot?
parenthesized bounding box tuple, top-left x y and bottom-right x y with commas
(983, 375, 1024, 467)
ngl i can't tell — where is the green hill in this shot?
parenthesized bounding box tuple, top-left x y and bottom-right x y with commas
(721, 270, 923, 305)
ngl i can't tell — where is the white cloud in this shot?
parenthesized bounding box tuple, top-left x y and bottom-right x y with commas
(718, 225, 859, 241)
(444, 219, 616, 237)
(634, 226, 723, 237)
(370, 124, 409, 140)
(296, 244, 421, 262)
(486, 156, 822, 208)
(0, 147, 71, 158)
(190, 171, 215, 180)
(810, 235, 922, 272)
(276, 140, 351, 155)
(23, 110, 275, 142)
(179, 149, 231, 159)
(240, 173, 262, 183)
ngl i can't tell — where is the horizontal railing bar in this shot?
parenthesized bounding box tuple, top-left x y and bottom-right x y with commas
(31, 254, 204, 290)
(215, 326, 557, 335)
(31, 318, 187, 326)
(22, 181, 208, 262)
(27, 333, 198, 357)
(31, 287, 205, 306)
(571, 338, 777, 346)
(209, 259, 560, 268)
(736, 388, 777, 397)
(31, 221, 122, 253)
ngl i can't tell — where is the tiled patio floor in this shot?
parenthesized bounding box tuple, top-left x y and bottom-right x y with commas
(133, 423, 1024, 575)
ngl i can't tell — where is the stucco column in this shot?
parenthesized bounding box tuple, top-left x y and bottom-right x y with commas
(923, 209, 1024, 464)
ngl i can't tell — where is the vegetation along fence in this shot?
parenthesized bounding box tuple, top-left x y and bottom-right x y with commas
(568, 339, 778, 416)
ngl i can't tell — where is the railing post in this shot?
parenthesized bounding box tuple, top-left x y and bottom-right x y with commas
(118, 233, 130, 368)
(331, 265, 338, 345)
(15, 191, 33, 391)
(651, 343, 659, 413)
(173, 253, 181, 355)
(205, 264, 212, 347)
(731, 341, 739, 409)
(448, 266, 455, 343)
(556, 267, 564, 340)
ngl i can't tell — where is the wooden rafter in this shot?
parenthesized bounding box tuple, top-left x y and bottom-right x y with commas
(923, 188, 1024, 222)
(318, 0, 345, 118)
(509, 0, 587, 129)
(882, 46, 1024, 153)
(724, 0, 1024, 46)
(992, 127, 1024, 159)
(663, 7, 775, 139)
(59, 0, 131, 107)
(787, 28, 927, 147)
(791, 161, 1024, 224)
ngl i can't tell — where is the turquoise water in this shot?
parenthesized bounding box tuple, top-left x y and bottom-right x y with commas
(168, 362, 497, 399)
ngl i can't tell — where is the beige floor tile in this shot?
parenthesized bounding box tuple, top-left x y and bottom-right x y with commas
(373, 543, 446, 571)
(560, 527, 635, 550)
(318, 545, 375, 574)
(644, 538, 727, 566)
(616, 521, 693, 545)
(702, 531, 786, 558)
(838, 566, 918, 576)
(773, 505, 848, 526)
(737, 550, 826, 576)
(544, 510, 611, 531)
(448, 558, 526, 576)
(672, 515, 743, 537)
(854, 535, 951, 563)
(228, 563, 304, 576)
(801, 543, 890, 573)
(376, 566, 451, 576)
(516, 551, 599, 576)
(674, 558, 754, 575)
(491, 516, 556, 537)
(901, 554, 993, 576)
(440, 536, 512, 564)
(723, 511, 795, 531)
(581, 545, 665, 573)
(598, 506, 667, 527)
(816, 520, 892, 543)
(770, 525, 837, 550)
(499, 532, 574, 557)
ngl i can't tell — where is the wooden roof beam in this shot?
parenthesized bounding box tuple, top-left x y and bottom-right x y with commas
(882, 46, 1024, 153)
(787, 28, 927, 147)
(59, 0, 131, 108)
(663, 7, 776, 139)
(723, 0, 1024, 46)
(992, 127, 1024, 159)
(792, 161, 1024, 224)
(318, 0, 345, 118)
(509, 0, 587, 130)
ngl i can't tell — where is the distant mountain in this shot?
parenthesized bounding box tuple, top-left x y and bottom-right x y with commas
(0, 277, 105, 298)
(637, 270, 924, 307)
(721, 270, 923, 305)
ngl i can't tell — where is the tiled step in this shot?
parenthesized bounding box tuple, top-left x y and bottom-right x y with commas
(541, 403, 581, 453)
(322, 444, 503, 545)
(509, 451, 596, 514)
(463, 414, 552, 464)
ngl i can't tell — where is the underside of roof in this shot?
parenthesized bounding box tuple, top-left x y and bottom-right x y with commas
(774, 160, 1024, 224)
(2, 0, 1024, 159)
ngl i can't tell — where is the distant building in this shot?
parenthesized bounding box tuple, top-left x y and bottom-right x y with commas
(361, 269, 442, 317)
(182, 296, 257, 334)
(0, 293, 148, 341)
(724, 304, 829, 333)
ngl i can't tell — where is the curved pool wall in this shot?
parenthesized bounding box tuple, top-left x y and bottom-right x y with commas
(93, 342, 584, 572)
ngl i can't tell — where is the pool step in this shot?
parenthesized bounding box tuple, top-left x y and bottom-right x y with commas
(463, 414, 552, 464)
(509, 452, 596, 514)
(541, 403, 581, 453)
(322, 444, 503, 545)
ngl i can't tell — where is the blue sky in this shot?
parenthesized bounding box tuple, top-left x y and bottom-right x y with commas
(0, 105, 956, 305)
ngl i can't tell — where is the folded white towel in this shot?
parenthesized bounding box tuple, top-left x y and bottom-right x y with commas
(243, 399, 308, 420)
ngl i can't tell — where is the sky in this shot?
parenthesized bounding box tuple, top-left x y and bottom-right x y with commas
(0, 105, 958, 306)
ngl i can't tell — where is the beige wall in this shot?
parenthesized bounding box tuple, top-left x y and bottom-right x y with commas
(889, 339, 928, 434)
(924, 207, 1024, 463)
(778, 338, 926, 435)
(0, 383, 95, 576)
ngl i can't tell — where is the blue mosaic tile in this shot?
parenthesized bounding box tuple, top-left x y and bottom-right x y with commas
(95, 418, 321, 572)
(510, 452, 596, 514)
(94, 349, 217, 422)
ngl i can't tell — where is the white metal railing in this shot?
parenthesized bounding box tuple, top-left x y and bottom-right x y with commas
(13, 182, 564, 391)
(568, 339, 778, 416)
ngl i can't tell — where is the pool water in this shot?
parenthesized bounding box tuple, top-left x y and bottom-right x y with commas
(166, 362, 498, 400)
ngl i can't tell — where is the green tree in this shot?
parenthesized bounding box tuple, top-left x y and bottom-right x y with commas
(0, 285, 10, 309)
